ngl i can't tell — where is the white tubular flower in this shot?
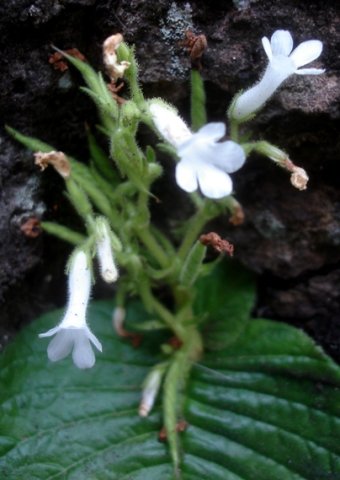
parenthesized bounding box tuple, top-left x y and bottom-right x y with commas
(232, 30, 325, 121)
(149, 101, 246, 199)
(39, 251, 102, 369)
(95, 219, 119, 284)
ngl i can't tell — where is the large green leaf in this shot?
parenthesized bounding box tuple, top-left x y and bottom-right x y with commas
(0, 300, 339, 479)
(195, 261, 256, 349)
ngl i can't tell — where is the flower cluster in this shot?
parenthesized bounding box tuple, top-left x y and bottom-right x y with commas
(36, 28, 324, 377)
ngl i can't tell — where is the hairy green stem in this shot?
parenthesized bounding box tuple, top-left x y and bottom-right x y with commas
(137, 227, 170, 269)
(137, 278, 186, 340)
(229, 119, 239, 143)
(190, 69, 207, 131)
(163, 328, 203, 476)
(177, 205, 209, 262)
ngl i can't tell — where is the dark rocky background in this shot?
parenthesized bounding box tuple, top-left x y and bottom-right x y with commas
(0, 0, 339, 360)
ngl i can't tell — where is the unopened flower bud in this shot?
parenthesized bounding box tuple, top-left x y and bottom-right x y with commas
(95, 218, 119, 283)
(148, 100, 192, 148)
(112, 306, 126, 336)
(34, 151, 71, 178)
(139, 369, 163, 417)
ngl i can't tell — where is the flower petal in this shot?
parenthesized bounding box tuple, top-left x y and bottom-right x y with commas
(47, 329, 74, 362)
(39, 325, 60, 338)
(295, 67, 325, 75)
(270, 30, 294, 57)
(87, 328, 103, 352)
(196, 163, 233, 199)
(211, 141, 246, 173)
(261, 36, 272, 61)
(290, 40, 323, 68)
(175, 160, 198, 193)
(73, 333, 95, 369)
(196, 122, 226, 142)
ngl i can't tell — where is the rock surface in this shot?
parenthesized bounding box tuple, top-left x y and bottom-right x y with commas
(0, 0, 339, 359)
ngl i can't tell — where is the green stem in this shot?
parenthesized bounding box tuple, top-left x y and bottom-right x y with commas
(137, 278, 186, 340)
(153, 298, 186, 340)
(190, 69, 207, 131)
(163, 328, 203, 476)
(177, 205, 209, 262)
(229, 119, 239, 142)
(137, 227, 170, 269)
(241, 141, 257, 156)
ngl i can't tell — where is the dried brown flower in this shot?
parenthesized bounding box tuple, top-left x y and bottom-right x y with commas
(200, 232, 234, 256)
(290, 166, 309, 191)
(103, 33, 131, 81)
(180, 30, 208, 69)
(159, 420, 188, 442)
(34, 151, 71, 178)
(49, 48, 86, 72)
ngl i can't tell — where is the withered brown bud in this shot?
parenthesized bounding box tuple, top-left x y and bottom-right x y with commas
(200, 232, 234, 256)
(181, 30, 208, 69)
(158, 420, 188, 442)
(103, 33, 130, 81)
(34, 151, 71, 178)
(20, 217, 42, 238)
(229, 204, 245, 226)
(112, 307, 142, 347)
(290, 167, 309, 191)
(49, 48, 86, 72)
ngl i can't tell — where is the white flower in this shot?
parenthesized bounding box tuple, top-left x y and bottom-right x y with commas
(39, 250, 102, 369)
(232, 30, 325, 121)
(149, 102, 246, 199)
(176, 123, 245, 199)
(95, 219, 119, 283)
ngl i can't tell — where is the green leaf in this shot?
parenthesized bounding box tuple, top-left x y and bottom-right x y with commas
(1, 300, 340, 479)
(41, 221, 86, 246)
(87, 129, 119, 185)
(183, 320, 340, 479)
(194, 260, 256, 349)
(6, 126, 54, 152)
(0, 301, 172, 479)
